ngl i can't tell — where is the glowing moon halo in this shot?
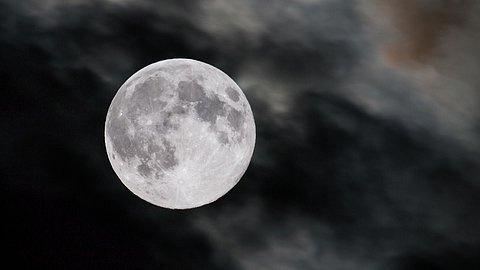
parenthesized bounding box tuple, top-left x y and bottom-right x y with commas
(105, 59, 255, 209)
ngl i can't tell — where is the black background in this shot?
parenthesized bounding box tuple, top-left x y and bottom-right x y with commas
(4, 0, 480, 269)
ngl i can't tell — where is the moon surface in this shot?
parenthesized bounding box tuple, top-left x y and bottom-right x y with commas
(105, 59, 255, 209)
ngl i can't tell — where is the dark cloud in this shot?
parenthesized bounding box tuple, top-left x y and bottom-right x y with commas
(3, 0, 480, 269)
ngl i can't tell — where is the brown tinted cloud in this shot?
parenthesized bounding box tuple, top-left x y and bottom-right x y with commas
(373, 0, 473, 67)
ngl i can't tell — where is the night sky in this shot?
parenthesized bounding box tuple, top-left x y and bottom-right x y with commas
(4, 0, 480, 269)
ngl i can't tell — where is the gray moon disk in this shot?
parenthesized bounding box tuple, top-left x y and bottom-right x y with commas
(105, 59, 255, 209)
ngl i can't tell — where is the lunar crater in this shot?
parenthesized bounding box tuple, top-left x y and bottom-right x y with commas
(226, 87, 240, 102)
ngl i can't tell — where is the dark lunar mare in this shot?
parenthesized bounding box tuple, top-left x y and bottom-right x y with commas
(107, 77, 180, 178)
(225, 87, 240, 102)
(177, 78, 245, 143)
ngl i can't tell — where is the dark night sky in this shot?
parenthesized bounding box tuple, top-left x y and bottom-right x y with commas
(3, 0, 480, 269)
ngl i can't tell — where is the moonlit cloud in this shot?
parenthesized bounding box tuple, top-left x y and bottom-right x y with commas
(359, 0, 480, 150)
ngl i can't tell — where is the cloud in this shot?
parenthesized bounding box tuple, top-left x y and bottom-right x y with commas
(366, 0, 474, 67)
(194, 200, 379, 270)
(355, 0, 480, 151)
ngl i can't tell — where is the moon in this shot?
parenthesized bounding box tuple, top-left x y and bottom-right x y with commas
(104, 59, 255, 209)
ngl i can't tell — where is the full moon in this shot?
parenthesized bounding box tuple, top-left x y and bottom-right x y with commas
(105, 59, 255, 209)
